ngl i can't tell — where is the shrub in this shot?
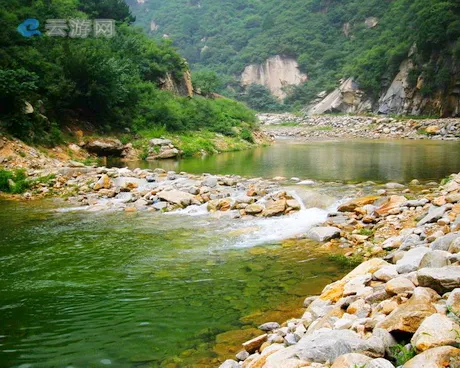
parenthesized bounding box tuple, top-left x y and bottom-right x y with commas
(0, 169, 30, 194)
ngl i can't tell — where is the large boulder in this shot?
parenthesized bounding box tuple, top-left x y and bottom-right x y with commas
(402, 346, 460, 368)
(218, 359, 239, 368)
(366, 359, 395, 368)
(375, 195, 407, 216)
(419, 250, 450, 268)
(242, 334, 267, 354)
(245, 204, 264, 215)
(411, 313, 460, 352)
(376, 288, 437, 334)
(385, 277, 415, 295)
(338, 196, 380, 213)
(265, 329, 385, 365)
(417, 266, 460, 294)
(157, 190, 196, 207)
(85, 139, 124, 156)
(431, 231, 460, 251)
(263, 200, 287, 217)
(417, 205, 448, 226)
(447, 288, 460, 315)
(149, 138, 172, 147)
(307, 226, 341, 242)
(157, 148, 179, 159)
(330, 353, 372, 368)
(396, 247, 432, 274)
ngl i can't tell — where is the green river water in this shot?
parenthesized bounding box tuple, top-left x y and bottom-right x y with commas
(1, 140, 460, 368)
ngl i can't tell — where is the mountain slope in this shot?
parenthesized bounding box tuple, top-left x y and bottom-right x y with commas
(0, 0, 256, 145)
(128, 0, 460, 116)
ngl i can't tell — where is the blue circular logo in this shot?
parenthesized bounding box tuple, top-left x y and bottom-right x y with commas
(18, 19, 42, 37)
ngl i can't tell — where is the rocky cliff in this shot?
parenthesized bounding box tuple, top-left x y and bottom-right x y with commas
(159, 69, 194, 97)
(306, 51, 460, 117)
(241, 55, 307, 100)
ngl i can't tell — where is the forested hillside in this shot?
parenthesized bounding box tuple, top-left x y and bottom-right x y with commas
(128, 0, 460, 114)
(0, 0, 255, 145)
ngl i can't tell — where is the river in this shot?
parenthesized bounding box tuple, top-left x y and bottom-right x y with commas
(1, 139, 460, 368)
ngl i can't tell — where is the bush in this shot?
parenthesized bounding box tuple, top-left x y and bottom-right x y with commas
(0, 170, 30, 194)
(240, 128, 254, 143)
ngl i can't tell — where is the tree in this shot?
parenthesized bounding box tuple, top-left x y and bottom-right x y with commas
(192, 70, 222, 96)
(243, 84, 283, 112)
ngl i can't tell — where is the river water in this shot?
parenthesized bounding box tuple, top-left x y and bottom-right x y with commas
(1, 140, 460, 368)
(121, 139, 460, 183)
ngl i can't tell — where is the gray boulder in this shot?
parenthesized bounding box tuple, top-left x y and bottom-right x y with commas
(218, 359, 239, 368)
(417, 266, 460, 293)
(419, 250, 450, 268)
(157, 190, 196, 206)
(417, 205, 447, 226)
(258, 322, 280, 331)
(295, 329, 385, 363)
(396, 247, 432, 274)
(365, 358, 395, 368)
(149, 138, 172, 146)
(203, 176, 218, 188)
(307, 226, 341, 242)
(85, 139, 124, 156)
(431, 231, 460, 251)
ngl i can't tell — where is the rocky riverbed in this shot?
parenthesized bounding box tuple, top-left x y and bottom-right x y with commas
(260, 114, 460, 141)
(218, 172, 460, 368)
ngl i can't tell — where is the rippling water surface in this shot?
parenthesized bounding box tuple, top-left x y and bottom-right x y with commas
(2, 139, 460, 367)
(0, 200, 344, 368)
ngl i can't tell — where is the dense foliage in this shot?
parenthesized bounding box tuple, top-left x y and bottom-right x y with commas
(0, 0, 256, 144)
(129, 0, 460, 108)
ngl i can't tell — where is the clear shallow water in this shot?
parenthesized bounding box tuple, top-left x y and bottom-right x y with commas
(0, 200, 343, 368)
(3, 139, 460, 368)
(119, 140, 460, 183)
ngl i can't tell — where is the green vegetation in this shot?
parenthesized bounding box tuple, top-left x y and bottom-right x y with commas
(389, 344, 417, 366)
(0, 0, 256, 145)
(130, 129, 257, 158)
(328, 254, 364, 269)
(0, 169, 29, 194)
(129, 0, 460, 109)
(358, 228, 374, 237)
(0, 169, 58, 194)
(314, 126, 333, 132)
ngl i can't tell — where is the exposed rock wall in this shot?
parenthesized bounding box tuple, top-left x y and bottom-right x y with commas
(159, 70, 194, 97)
(305, 78, 372, 115)
(306, 53, 460, 117)
(241, 55, 307, 100)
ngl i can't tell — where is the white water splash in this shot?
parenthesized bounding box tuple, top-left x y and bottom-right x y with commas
(228, 206, 329, 248)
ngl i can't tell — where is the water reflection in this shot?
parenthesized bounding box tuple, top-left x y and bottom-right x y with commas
(116, 140, 460, 183)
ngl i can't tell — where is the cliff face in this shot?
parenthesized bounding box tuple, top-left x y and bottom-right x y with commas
(159, 70, 194, 97)
(306, 52, 460, 117)
(241, 56, 307, 100)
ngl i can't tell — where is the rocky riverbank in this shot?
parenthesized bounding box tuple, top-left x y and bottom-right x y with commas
(260, 114, 460, 141)
(218, 173, 460, 368)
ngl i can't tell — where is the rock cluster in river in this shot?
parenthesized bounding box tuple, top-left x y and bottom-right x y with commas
(39, 167, 303, 217)
(220, 173, 460, 368)
(259, 114, 460, 141)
